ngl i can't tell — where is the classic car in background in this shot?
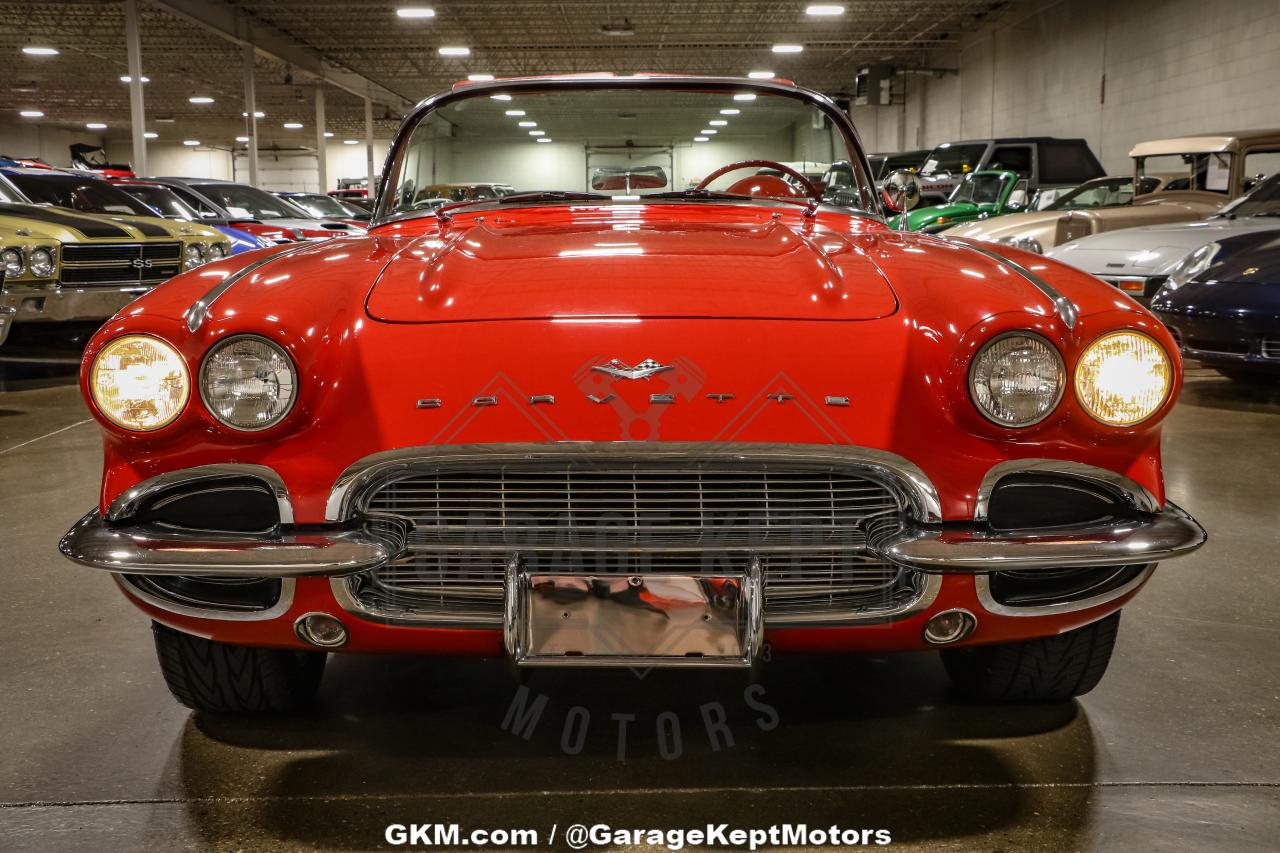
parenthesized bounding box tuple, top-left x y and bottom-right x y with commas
(273, 191, 370, 227)
(111, 180, 275, 255)
(888, 169, 1028, 233)
(1048, 170, 1280, 300)
(133, 177, 311, 244)
(1151, 230, 1280, 379)
(329, 176, 375, 199)
(865, 150, 929, 182)
(68, 143, 135, 178)
(153, 178, 363, 240)
(59, 76, 1204, 715)
(942, 174, 1167, 252)
(914, 137, 1104, 206)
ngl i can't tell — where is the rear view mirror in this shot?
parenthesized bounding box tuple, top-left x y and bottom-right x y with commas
(590, 167, 668, 192)
(881, 170, 920, 219)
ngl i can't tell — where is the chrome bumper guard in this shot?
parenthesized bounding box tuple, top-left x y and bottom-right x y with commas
(0, 306, 14, 346)
(870, 502, 1206, 572)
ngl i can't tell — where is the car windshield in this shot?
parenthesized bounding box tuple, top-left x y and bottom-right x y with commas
(5, 172, 156, 216)
(949, 172, 1009, 204)
(1047, 177, 1137, 210)
(1217, 173, 1280, 218)
(919, 143, 986, 176)
(285, 194, 350, 218)
(381, 82, 872, 218)
(195, 183, 308, 220)
(115, 184, 202, 220)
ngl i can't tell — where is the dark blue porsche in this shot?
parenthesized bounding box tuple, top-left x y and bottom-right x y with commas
(1152, 227, 1280, 380)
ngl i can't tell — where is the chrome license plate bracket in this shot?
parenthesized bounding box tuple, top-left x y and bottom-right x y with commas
(504, 557, 763, 668)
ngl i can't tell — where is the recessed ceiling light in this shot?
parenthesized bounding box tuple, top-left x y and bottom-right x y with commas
(283, 121, 303, 129)
(709, 119, 727, 126)
(535, 138, 552, 143)
(242, 111, 266, 118)
(22, 46, 58, 56)
(119, 75, 150, 83)
(189, 96, 214, 104)
(720, 108, 740, 115)
(183, 140, 200, 146)
(438, 46, 470, 56)
(694, 137, 709, 143)
(343, 139, 359, 145)
(155, 117, 176, 123)
(747, 71, 774, 79)
(144, 131, 158, 139)
(235, 136, 250, 142)
(701, 129, 718, 135)
(805, 4, 845, 15)
(733, 93, 757, 101)
(772, 44, 804, 54)
(504, 109, 526, 116)
(467, 73, 494, 81)
(528, 130, 545, 136)
(490, 94, 512, 101)
(86, 122, 107, 129)
(518, 121, 537, 127)
(324, 131, 334, 137)
(19, 110, 43, 118)
(395, 7, 435, 18)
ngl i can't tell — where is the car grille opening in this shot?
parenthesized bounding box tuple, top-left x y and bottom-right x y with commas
(1261, 337, 1280, 359)
(987, 564, 1149, 608)
(123, 575, 283, 613)
(59, 242, 182, 286)
(340, 460, 924, 626)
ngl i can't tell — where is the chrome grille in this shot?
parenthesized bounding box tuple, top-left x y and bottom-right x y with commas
(343, 460, 923, 626)
(1262, 337, 1280, 359)
(59, 242, 182, 286)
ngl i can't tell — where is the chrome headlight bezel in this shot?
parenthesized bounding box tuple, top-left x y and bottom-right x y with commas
(995, 235, 1044, 254)
(183, 242, 206, 269)
(199, 334, 299, 432)
(1162, 242, 1219, 293)
(1074, 330, 1172, 427)
(208, 241, 229, 261)
(1, 246, 25, 278)
(89, 334, 191, 432)
(968, 331, 1067, 428)
(29, 246, 56, 278)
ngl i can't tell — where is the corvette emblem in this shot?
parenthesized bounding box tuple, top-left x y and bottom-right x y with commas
(592, 358, 673, 380)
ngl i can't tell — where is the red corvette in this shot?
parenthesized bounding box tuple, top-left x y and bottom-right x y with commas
(60, 76, 1205, 714)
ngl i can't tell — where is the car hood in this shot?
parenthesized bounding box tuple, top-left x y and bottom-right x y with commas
(943, 210, 1061, 240)
(366, 214, 900, 322)
(0, 203, 219, 243)
(906, 201, 977, 226)
(1045, 216, 1280, 274)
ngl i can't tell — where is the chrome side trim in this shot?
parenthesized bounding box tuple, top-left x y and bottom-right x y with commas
(116, 575, 296, 622)
(60, 510, 397, 577)
(324, 441, 944, 525)
(974, 459, 1161, 520)
(107, 463, 294, 525)
(872, 502, 1205, 572)
(183, 242, 315, 332)
(973, 565, 1155, 618)
(949, 239, 1080, 329)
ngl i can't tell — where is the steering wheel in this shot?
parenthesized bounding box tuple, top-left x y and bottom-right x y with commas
(696, 159, 825, 202)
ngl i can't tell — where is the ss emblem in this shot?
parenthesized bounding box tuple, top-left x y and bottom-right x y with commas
(130, 258, 153, 269)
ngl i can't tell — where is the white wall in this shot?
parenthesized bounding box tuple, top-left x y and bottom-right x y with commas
(848, 0, 1280, 172)
(0, 124, 103, 166)
(100, 139, 390, 191)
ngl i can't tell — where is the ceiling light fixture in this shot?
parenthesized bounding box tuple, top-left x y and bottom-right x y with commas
(490, 94, 512, 101)
(528, 130, 545, 136)
(504, 109, 526, 116)
(22, 46, 58, 56)
(183, 140, 200, 146)
(235, 136, 249, 142)
(144, 131, 158, 139)
(86, 122, 107, 129)
(720, 108, 740, 115)
(19, 110, 43, 118)
(438, 46, 470, 56)
(324, 131, 334, 137)
(189, 96, 214, 104)
(701, 129, 718, 134)
(733, 93, 757, 101)
(468, 73, 494, 81)
(283, 121, 303, 129)
(395, 7, 435, 18)
(772, 44, 804, 54)
(535, 138, 552, 143)
(747, 70, 774, 79)
(709, 119, 727, 126)
(518, 121, 537, 127)
(805, 4, 845, 15)
(119, 75, 150, 83)
(343, 139, 359, 145)
(694, 137, 709, 143)
(242, 111, 266, 118)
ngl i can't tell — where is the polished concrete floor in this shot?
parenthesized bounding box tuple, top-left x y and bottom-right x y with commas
(0, 344, 1277, 852)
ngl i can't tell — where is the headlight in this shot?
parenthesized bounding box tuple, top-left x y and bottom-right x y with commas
(969, 332, 1065, 427)
(996, 236, 1044, 254)
(200, 335, 297, 431)
(1162, 242, 1218, 293)
(1075, 331, 1172, 426)
(208, 242, 228, 261)
(1, 247, 24, 278)
(183, 242, 206, 269)
(29, 247, 55, 278)
(90, 335, 190, 431)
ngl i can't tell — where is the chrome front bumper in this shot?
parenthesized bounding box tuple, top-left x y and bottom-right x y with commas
(1, 284, 149, 324)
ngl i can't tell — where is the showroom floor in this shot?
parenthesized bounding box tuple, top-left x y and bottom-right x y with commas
(0, 349, 1276, 853)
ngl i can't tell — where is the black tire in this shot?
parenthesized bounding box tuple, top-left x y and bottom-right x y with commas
(152, 622, 326, 714)
(940, 612, 1120, 703)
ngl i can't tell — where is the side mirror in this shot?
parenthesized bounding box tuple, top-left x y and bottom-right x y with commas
(881, 170, 920, 220)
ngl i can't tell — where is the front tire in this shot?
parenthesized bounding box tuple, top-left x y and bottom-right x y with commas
(940, 612, 1120, 702)
(152, 622, 326, 713)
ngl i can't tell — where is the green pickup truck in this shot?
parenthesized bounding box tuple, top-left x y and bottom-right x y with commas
(888, 170, 1029, 233)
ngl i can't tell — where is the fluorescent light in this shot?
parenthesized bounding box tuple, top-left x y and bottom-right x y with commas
(709, 119, 727, 126)
(720, 108, 740, 115)
(518, 121, 537, 127)
(22, 46, 58, 56)
(467, 73, 494, 81)
(343, 139, 359, 145)
(235, 136, 250, 142)
(701, 129, 718, 135)
(19, 110, 43, 118)
(693, 137, 709, 142)
(490, 94, 512, 101)
(535, 138, 552, 143)
(528, 130, 545, 136)
(733, 93, 757, 101)
(504, 109, 526, 116)
(395, 7, 435, 18)
(86, 122, 107, 129)
(144, 131, 158, 139)
(772, 44, 804, 54)
(183, 140, 200, 146)
(242, 111, 266, 118)
(283, 121, 304, 129)
(806, 4, 845, 15)
(119, 75, 150, 83)
(324, 131, 334, 137)
(747, 70, 774, 79)
(438, 46, 470, 56)
(189, 96, 214, 104)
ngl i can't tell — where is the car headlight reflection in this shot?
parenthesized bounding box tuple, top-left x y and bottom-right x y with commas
(996, 235, 1044, 254)
(1162, 242, 1218, 293)
(29, 247, 55, 278)
(183, 242, 206, 269)
(1075, 331, 1171, 426)
(1, 247, 24, 277)
(969, 332, 1065, 427)
(208, 242, 228, 261)
(90, 335, 190, 431)
(200, 335, 297, 431)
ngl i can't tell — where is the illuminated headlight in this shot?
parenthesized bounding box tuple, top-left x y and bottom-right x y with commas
(90, 335, 190, 431)
(996, 235, 1044, 254)
(1075, 331, 1171, 426)
(208, 242, 229, 261)
(969, 332, 1065, 427)
(29, 247, 55, 278)
(183, 242, 206, 269)
(1162, 242, 1218, 293)
(200, 335, 297, 431)
(1, 247, 24, 278)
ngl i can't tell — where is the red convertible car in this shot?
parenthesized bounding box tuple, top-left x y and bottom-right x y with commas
(60, 75, 1205, 714)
